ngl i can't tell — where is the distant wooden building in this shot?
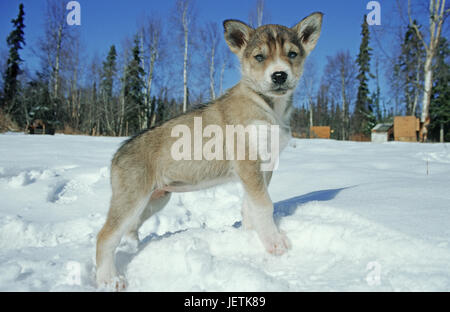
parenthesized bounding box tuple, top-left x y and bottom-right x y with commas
(370, 117, 420, 143)
(371, 123, 394, 143)
(292, 127, 309, 139)
(27, 119, 55, 135)
(310, 126, 331, 139)
(394, 116, 420, 142)
(350, 133, 371, 142)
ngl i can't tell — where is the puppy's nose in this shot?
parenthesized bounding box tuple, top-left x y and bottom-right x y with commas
(271, 71, 287, 85)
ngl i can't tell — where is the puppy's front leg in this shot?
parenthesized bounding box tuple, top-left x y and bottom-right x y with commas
(235, 160, 291, 255)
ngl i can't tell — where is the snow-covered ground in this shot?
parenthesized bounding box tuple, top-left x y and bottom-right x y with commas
(0, 133, 449, 291)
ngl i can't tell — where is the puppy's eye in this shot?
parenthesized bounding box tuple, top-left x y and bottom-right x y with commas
(254, 54, 265, 62)
(288, 51, 298, 59)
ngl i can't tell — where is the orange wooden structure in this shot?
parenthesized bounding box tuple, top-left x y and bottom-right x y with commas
(394, 116, 420, 142)
(310, 126, 331, 139)
(350, 133, 370, 142)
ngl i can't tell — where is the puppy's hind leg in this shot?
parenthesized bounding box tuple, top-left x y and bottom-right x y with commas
(96, 167, 153, 290)
(123, 190, 172, 250)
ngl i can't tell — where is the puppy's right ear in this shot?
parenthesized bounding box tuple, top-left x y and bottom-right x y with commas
(223, 20, 254, 56)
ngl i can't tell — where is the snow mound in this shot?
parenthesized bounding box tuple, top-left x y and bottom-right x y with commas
(0, 134, 449, 291)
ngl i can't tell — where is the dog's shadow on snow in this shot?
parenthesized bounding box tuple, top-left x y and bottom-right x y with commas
(116, 186, 350, 274)
(233, 186, 350, 228)
(274, 187, 349, 217)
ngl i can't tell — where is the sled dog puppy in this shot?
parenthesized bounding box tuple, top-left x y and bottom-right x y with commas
(96, 12, 323, 289)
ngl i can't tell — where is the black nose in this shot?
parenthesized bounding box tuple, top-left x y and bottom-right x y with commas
(271, 71, 287, 85)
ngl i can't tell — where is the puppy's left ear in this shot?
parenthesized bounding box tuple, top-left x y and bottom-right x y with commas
(292, 12, 323, 55)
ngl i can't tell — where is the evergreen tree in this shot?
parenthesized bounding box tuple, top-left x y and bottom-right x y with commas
(354, 15, 374, 135)
(371, 57, 383, 123)
(101, 45, 117, 101)
(155, 97, 166, 124)
(397, 21, 425, 116)
(2, 3, 25, 117)
(101, 45, 117, 134)
(429, 38, 450, 142)
(315, 83, 329, 126)
(370, 86, 381, 123)
(91, 81, 98, 134)
(123, 36, 145, 134)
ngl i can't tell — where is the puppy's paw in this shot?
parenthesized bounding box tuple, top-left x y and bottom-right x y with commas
(97, 275, 127, 292)
(261, 231, 291, 256)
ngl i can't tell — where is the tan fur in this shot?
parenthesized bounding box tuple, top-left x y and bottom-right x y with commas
(96, 12, 323, 290)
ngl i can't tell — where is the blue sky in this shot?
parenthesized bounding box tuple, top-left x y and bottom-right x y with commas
(0, 0, 380, 64)
(0, 0, 427, 109)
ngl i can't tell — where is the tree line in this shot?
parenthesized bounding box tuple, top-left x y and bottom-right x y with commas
(1, 0, 448, 141)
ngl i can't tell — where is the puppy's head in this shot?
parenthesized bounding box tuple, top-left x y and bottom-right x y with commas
(223, 12, 323, 97)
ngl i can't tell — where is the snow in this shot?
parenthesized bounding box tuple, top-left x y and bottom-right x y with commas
(0, 132, 449, 291)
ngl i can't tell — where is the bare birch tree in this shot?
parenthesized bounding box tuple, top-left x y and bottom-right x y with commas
(43, 1, 70, 98)
(407, 0, 448, 141)
(87, 56, 101, 135)
(324, 51, 358, 140)
(249, 0, 269, 28)
(200, 22, 221, 101)
(117, 37, 133, 136)
(298, 58, 319, 129)
(68, 36, 81, 129)
(175, 0, 194, 112)
(39, 0, 78, 124)
(141, 17, 162, 127)
(218, 47, 233, 97)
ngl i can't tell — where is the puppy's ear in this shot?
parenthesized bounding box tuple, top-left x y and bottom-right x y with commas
(223, 20, 254, 55)
(292, 12, 323, 55)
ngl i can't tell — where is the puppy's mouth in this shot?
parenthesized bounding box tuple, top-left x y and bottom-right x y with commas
(270, 86, 290, 95)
